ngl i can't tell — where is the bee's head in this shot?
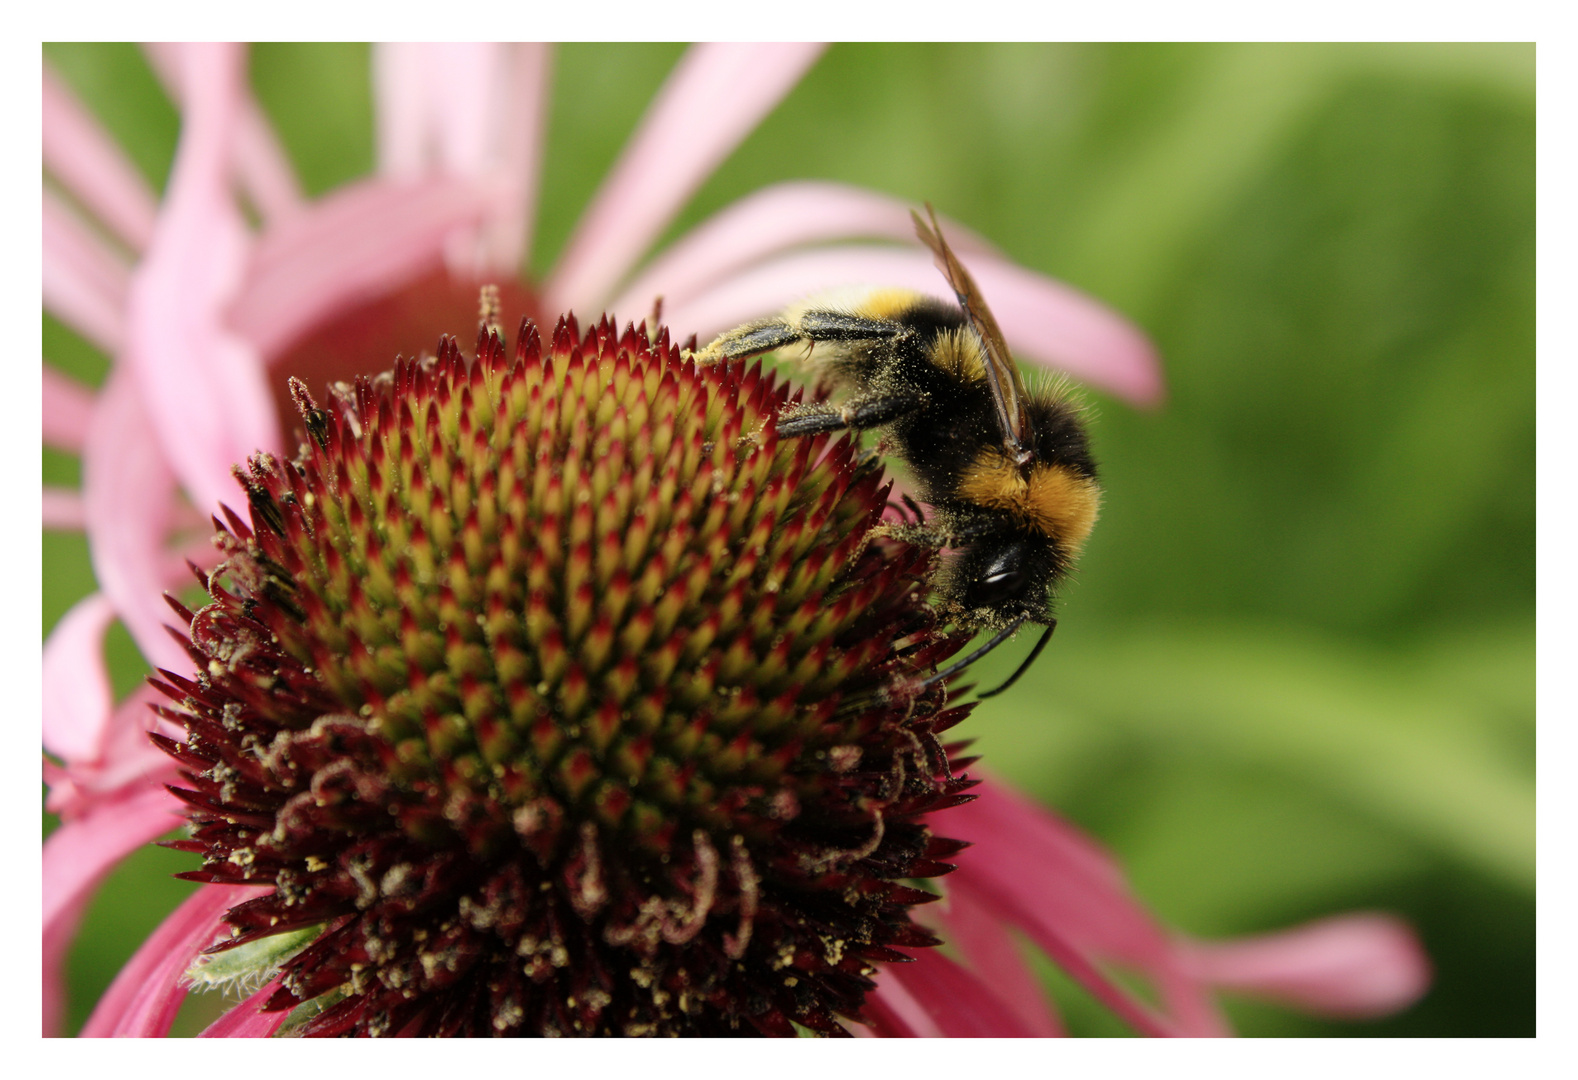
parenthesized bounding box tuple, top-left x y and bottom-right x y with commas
(946, 533, 1062, 628)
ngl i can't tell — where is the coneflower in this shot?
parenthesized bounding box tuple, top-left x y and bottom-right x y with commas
(151, 311, 979, 1036)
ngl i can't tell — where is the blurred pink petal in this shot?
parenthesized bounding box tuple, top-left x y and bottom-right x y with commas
(43, 63, 158, 251)
(859, 964, 940, 1036)
(663, 245, 1165, 407)
(230, 99, 304, 225)
(546, 43, 825, 313)
(81, 883, 267, 1037)
(125, 44, 280, 516)
(42, 593, 116, 762)
(945, 779, 1229, 1036)
(43, 783, 187, 1036)
(929, 880, 1064, 1036)
(45, 683, 184, 820)
(141, 42, 304, 226)
(81, 370, 188, 672)
(609, 181, 996, 321)
(198, 979, 291, 1038)
(865, 949, 1047, 1037)
(42, 189, 130, 353)
(42, 488, 86, 530)
(372, 44, 549, 275)
(42, 364, 95, 452)
(484, 43, 551, 273)
(43, 889, 89, 1036)
(1181, 913, 1431, 1019)
(372, 43, 435, 179)
(231, 177, 498, 361)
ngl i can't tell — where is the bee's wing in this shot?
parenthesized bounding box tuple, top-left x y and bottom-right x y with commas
(912, 204, 1036, 464)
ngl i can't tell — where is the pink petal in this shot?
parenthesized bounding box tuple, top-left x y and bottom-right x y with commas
(125, 43, 281, 517)
(1180, 914, 1431, 1019)
(43, 783, 187, 1036)
(81, 883, 267, 1037)
(42, 364, 95, 452)
(865, 949, 1048, 1037)
(43, 783, 183, 936)
(81, 369, 189, 673)
(42, 189, 130, 354)
(662, 245, 1165, 408)
(931, 882, 1064, 1036)
(483, 43, 551, 274)
(42, 487, 86, 530)
(372, 44, 550, 276)
(372, 43, 433, 179)
(198, 978, 291, 1038)
(943, 779, 1229, 1037)
(43, 887, 90, 1037)
(861, 966, 942, 1037)
(142, 42, 303, 227)
(41, 593, 116, 762)
(546, 43, 826, 314)
(231, 177, 499, 362)
(609, 181, 998, 321)
(428, 45, 502, 182)
(43, 62, 158, 252)
(46, 684, 186, 820)
(232, 96, 305, 225)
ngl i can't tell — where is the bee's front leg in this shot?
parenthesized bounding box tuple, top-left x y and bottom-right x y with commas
(775, 391, 927, 438)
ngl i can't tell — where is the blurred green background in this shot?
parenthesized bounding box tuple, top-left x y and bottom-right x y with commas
(43, 43, 1533, 1036)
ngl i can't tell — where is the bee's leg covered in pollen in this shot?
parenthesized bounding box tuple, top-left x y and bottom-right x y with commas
(775, 391, 928, 437)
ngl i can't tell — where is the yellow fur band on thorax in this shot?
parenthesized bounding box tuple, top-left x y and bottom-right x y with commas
(954, 452, 1101, 554)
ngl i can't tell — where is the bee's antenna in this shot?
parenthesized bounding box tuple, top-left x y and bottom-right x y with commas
(977, 620, 1055, 699)
(916, 614, 1029, 693)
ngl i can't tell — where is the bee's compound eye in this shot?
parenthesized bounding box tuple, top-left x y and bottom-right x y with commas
(966, 543, 1028, 607)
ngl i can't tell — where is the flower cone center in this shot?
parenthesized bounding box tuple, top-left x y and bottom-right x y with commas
(157, 313, 977, 1036)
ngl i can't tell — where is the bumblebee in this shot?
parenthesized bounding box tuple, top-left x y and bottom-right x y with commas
(694, 206, 1100, 697)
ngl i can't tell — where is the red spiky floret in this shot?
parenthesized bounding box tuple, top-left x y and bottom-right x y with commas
(156, 313, 977, 1036)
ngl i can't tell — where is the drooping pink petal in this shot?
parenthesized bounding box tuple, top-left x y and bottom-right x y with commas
(943, 780, 1230, 1036)
(231, 177, 499, 362)
(372, 43, 434, 179)
(125, 43, 281, 517)
(608, 181, 997, 322)
(81, 370, 189, 673)
(141, 42, 304, 227)
(864, 949, 1049, 1037)
(81, 882, 267, 1037)
(483, 43, 551, 274)
(42, 189, 131, 354)
(661, 245, 1165, 407)
(546, 43, 826, 314)
(930, 882, 1064, 1036)
(43, 783, 188, 1036)
(49, 681, 187, 803)
(231, 97, 305, 225)
(198, 978, 291, 1038)
(381, 44, 505, 276)
(42, 364, 96, 452)
(43, 888, 90, 1037)
(1180, 914, 1431, 1019)
(41, 593, 116, 763)
(43, 62, 158, 252)
(372, 44, 551, 277)
(42, 487, 86, 530)
(860, 965, 942, 1036)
